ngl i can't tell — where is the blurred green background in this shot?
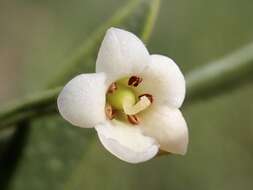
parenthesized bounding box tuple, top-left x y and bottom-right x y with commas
(0, 0, 253, 189)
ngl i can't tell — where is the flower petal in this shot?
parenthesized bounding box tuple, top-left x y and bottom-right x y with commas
(57, 73, 107, 128)
(137, 54, 185, 108)
(141, 106, 188, 155)
(95, 120, 159, 163)
(96, 27, 150, 83)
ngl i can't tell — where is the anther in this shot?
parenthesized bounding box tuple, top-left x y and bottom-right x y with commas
(105, 104, 116, 120)
(107, 82, 117, 93)
(127, 115, 140, 125)
(128, 76, 142, 87)
(139, 94, 154, 103)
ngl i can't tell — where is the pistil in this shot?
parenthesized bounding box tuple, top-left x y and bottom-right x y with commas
(123, 95, 151, 115)
(107, 84, 136, 110)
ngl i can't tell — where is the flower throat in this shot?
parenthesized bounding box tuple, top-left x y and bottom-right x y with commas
(105, 76, 153, 125)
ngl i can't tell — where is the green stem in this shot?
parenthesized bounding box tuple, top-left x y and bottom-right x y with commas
(0, 88, 61, 129)
(1, 43, 253, 129)
(186, 42, 253, 102)
(141, 0, 160, 43)
(47, 0, 157, 88)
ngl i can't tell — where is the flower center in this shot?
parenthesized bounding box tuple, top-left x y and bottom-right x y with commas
(105, 76, 153, 125)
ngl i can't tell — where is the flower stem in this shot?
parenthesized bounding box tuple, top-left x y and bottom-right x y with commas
(0, 87, 61, 129)
(186, 42, 253, 103)
(1, 43, 253, 129)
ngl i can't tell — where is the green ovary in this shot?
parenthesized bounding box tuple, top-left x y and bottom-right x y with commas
(106, 84, 136, 110)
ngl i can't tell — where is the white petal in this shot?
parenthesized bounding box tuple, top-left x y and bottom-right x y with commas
(141, 106, 188, 155)
(95, 120, 159, 163)
(96, 27, 150, 83)
(137, 54, 185, 108)
(57, 73, 107, 128)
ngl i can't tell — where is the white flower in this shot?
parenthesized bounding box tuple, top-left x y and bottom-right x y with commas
(57, 27, 188, 164)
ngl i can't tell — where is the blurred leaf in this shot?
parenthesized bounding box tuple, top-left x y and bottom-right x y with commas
(0, 129, 16, 156)
(5, 0, 160, 189)
(0, 122, 29, 190)
(7, 116, 95, 190)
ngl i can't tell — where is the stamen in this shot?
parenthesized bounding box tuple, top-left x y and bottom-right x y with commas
(128, 76, 142, 87)
(107, 82, 117, 93)
(127, 115, 140, 125)
(123, 95, 151, 115)
(105, 104, 116, 120)
(138, 94, 154, 103)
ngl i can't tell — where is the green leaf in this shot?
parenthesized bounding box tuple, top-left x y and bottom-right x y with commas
(4, 0, 160, 189)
